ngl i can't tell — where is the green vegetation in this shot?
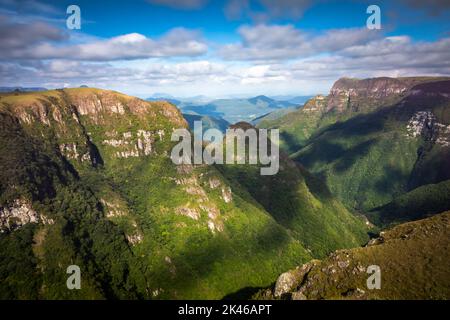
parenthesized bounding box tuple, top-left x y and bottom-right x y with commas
(293, 107, 422, 211)
(0, 111, 142, 299)
(218, 152, 369, 258)
(0, 88, 369, 299)
(256, 101, 326, 153)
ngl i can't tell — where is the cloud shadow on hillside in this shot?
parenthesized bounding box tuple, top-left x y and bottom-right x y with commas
(145, 217, 300, 299)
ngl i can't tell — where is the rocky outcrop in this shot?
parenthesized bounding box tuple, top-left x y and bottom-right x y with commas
(201, 203, 224, 233)
(407, 111, 450, 147)
(208, 177, 221, 189)
(59, 142, 93, 162)
(0, 199, 40, 232)
(1, 88, 186, 166)
(72, 93, 124, 117)
(126, 233, 143, 245)
(302, 95, 327, 113)
(221, 186, 233, 203)
(435, 124, 450, 147)
(273, 260, 319, 298)
(274, 272, 297, 298)
(176, 206, 201, 220)
(406, 111, 436, 138)
(172, 173, 227, 233)
(13, 100, 54, 126)
(136, 130, 153, 156)
(102, 129, 160, 159)
(100, 199, 127, 218)
(263, 211, 450, 300)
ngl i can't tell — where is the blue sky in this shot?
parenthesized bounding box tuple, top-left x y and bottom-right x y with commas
(1, 0, 450, 98)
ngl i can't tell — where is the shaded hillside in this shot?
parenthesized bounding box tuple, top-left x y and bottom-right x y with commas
(368, 179, 450, 227)
(217, 123, 369, 258)
(0, 111, 141, 299)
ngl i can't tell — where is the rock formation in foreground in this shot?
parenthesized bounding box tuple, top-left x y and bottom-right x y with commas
(257, 211, 450, 300)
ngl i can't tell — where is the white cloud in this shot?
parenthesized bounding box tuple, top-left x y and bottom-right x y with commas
(3, 29, 450, 97)
(220, 24, 381, 61)
(0, 15, 208, 61)
(68, 29, 208, 61)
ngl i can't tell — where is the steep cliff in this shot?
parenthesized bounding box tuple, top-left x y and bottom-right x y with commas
(260, 77, 450, 149)
(325, 77, 445, 113)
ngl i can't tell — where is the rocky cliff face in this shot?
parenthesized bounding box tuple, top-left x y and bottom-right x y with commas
(406, 111, 450, 147)
(326, 77, 449, 113)
(0, 198, 56, 233)
(0, 199, 38, 232)
(302, 95, 328, 113)
(2, 88, 185, 165)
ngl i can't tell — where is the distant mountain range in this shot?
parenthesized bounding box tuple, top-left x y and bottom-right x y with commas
(269, 95, 314, 105)
(0, 86, 47, 92)
(147, 94, 302, 124)
(147, 93, 211, 105)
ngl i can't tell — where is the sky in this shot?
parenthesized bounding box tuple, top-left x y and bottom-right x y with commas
(1, 0, 450, 98)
